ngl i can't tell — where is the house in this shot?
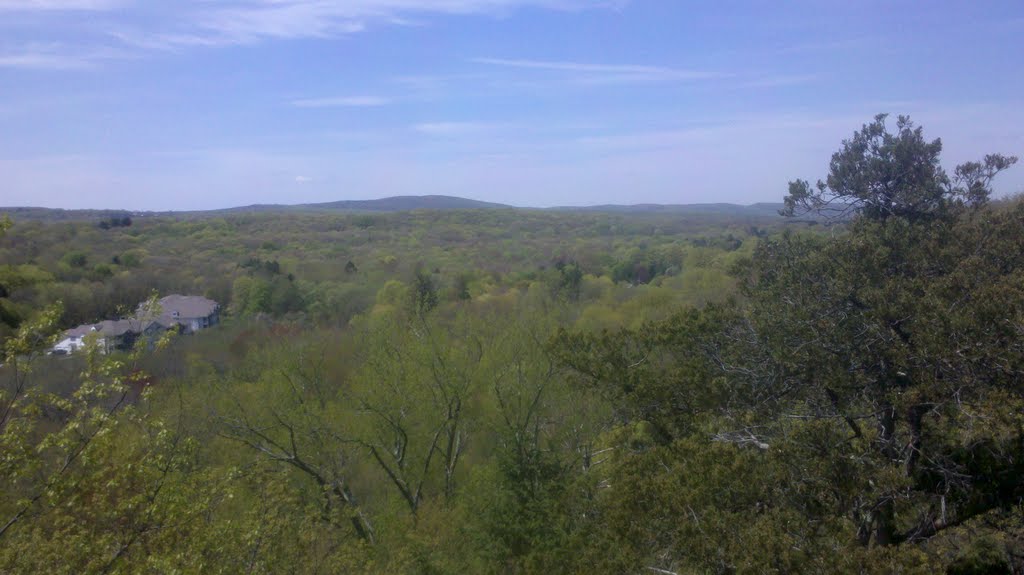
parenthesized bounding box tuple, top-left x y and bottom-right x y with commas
(138, 295, 220, 334)
(52, 324, 96, 355)
(51, 294, 219, 356)
(52, 318, 166, 355)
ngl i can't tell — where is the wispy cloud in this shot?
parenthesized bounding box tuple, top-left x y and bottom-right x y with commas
(772, 37, 879, 55)
(4, 0, 622, 66)
(0, 43, 124, 69)
(736, 74, 816, 89)
(291, 96, 390, 108)
(195, 4, 367, 44)
(0, 0, 118, 11)
(413, 122, 499, 136)
(471, 57, 725, 84)
(0, 50, 86, 70)
(108, 31, 235, 53)
(577, 129, 710, 151)
(575, 114, 860, 152)
(174, 1, 618, 47)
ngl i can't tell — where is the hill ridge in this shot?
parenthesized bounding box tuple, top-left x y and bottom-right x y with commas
(1, 195, 786, 221)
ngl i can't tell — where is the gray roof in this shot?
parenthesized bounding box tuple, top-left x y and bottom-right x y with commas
(138, 295, 219, 323)
(95, 319, 137, 337)
(65, 318, 159, 339)
(65, 324, 99, 339)
(63, 295, 218, 345)
(159, 295, 218, 319)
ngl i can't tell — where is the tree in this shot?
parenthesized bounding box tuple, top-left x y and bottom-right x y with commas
(740, 205, 1024, 547)
(0, 312, 205, 571)
(741, 119, 1024, 554)
(554, 116, 1024, 571)
(452, 273, 472, 301)
(411, 268, 438, 316)
(354, 215, 378, 242)
(351, 310, 484, 515)
(782, 114, 1017, 222)
(0, 218, 55, 351)
(214, 342, 377, 544)
(62, 251, 88, 269)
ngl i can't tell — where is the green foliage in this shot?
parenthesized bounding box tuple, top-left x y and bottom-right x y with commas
(0, 207, 762, 334)
(551, 116, 1024, 572)
(0, 312, 208, 572)
(553, 259, 582, 301)
(231, 273, 305, 317)
(783, 113, 1017, 222)
(62, 250, 88, 268)
(118, 249, 145, 268)
(98, 215, 132, 230)
(411, 268, 439, 315)
(1, 117, 1021, 573)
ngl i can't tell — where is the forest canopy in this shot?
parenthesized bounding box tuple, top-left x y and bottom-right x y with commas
(0, 116, 1022, 574)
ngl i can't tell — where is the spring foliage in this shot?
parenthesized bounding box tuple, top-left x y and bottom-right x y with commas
(0, 116, 1022, 573)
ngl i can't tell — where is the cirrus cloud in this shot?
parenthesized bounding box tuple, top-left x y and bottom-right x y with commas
(119, 0, 626, 50)
(0, 0, 119, 11)
(290, 96, 390, 108)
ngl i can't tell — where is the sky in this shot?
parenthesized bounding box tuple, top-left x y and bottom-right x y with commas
(1, 0, 1023, 210)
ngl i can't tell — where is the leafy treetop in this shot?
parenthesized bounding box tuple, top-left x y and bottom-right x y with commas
(782, 114, 1017, 222)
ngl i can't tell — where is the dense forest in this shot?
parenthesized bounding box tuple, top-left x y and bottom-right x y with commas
(1, 115, 1022, 573)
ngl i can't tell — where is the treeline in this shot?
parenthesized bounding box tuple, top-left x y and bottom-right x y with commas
(0, 206, 778, 336)
(0, 116, 1022, 573)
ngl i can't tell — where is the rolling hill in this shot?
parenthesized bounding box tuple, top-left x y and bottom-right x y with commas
(0, 195, 787, 221)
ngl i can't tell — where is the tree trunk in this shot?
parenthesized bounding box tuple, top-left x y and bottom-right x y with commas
(873, 500, 896, 546)
(873, 403, 898, 546)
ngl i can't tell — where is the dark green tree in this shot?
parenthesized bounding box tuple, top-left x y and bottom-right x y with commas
(411, 268, 438, 315)
(555, 116, 1024, 571)
(782, 114, 1017, 222)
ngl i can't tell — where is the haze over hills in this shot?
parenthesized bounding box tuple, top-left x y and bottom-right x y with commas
(221, 195, 511, 213)
(1, 195, 787, 221)
(550, 202, 786, 217)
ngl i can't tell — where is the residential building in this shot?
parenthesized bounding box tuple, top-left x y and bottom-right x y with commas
(52, 318, 166, 355)
(52, 294, 219, 356)
(139, 295, 220, 334)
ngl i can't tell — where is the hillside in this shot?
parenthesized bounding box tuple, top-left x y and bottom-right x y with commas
(221, 195, 513, 213)
(1, 195, 786, 221)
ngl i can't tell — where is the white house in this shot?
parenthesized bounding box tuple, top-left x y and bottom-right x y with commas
(51, 294, 219, 356)
(51, 324, 95, 355)
(51, 318, 167, 355)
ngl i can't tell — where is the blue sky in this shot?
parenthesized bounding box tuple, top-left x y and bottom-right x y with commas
(1, 0, 1022, 210)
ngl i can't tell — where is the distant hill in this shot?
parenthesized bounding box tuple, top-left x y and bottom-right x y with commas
(221, 195, 513, 213)
(0, 195, 789, 221)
